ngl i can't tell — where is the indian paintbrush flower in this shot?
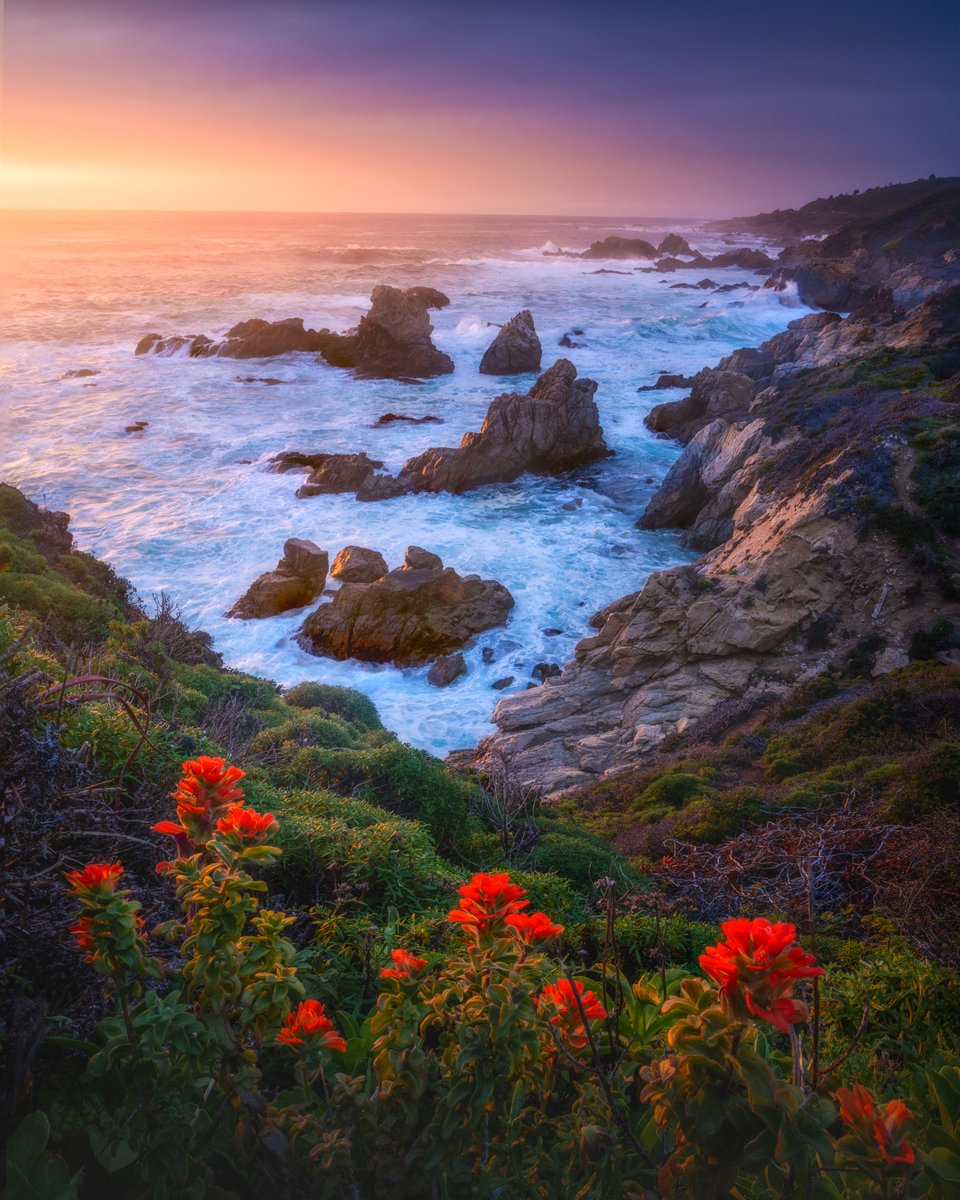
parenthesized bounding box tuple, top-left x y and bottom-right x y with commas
(537, 978, 607, 1050)
(380, 948, 427, 981)
(277, 999, 347, 1053)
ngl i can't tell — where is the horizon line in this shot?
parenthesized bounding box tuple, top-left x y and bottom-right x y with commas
(0, 206, 722, 222)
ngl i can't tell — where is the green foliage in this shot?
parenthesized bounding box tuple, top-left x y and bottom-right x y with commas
(283, 680, 382, 729)
(6, 1111, 82, 1200)
(525, 819, 640, 889)
(633, 768, 717, 812)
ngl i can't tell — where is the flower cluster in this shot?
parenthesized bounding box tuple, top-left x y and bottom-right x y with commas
(380, 948, 427, 981)
(153, 756, 276, 866)
(277, 999, 347, 1054)
(536, 978, 607, 1051)
(65, 861, 148, 977)
(699, 918, 823, 1032)
(837, 1084, 915, 1167)
(66, 861, 123, 897)
(447, 872, 564, 946)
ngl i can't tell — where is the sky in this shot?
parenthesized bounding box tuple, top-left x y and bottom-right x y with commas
(1, 0, 958, 216)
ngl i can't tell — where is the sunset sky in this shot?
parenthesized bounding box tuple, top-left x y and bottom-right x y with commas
(1, 0, 957, 215)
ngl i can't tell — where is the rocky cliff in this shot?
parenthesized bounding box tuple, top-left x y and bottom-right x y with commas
(464, 282, 960, 796)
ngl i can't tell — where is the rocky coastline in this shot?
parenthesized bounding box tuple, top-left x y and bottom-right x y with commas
(460, 187, 960, 795)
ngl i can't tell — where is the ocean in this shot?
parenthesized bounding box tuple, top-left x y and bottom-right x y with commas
(0, 210, 806, 754)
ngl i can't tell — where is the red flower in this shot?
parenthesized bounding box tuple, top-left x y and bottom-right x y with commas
(837, 1085, 915, 1167)
(699, 918, 823, 1032)
(70, 917, 96, 957)
(380, 948, 427, 981)
(152, 820, 187, 837)
(215, 807, 277, 841)
(537, 978, 607, 1050)
(447, 872, 528, 935)
(276, 1000, 347, 1053)
(506, 911, 565, 943)
(65, 862, 123, 895)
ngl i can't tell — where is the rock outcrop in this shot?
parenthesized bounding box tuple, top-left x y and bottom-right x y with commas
(479, 310, 542, 375)
(394, 360, 608, 495)
(331, 546, 387, 583)
(226, 539, 328, 620)
(581, 237, 658, 260)
(657, 234, 695, 257)
(464, 284, 960, 795)
(269, 451, 397, 500)
(428, 653, 467, 687)
(315, 285, 454, 379)
(136, 318, 327, 359)
(297, 547, 514, 667)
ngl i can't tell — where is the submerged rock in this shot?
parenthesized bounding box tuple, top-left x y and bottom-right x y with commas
(479, 310, 542, 375)
(297, 546, 514, 667)
(136, 318, 327, 359)
(315, 285, 454, 379)
(226, 538, 328, 620)
(372, 412, 444, 427)
(393, 359, 609, 496)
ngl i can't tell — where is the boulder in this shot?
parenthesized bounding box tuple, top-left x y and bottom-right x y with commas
(707, 248, 775, 271)
(479, 310, 542, 375)
(293, 453, 387, 498)
(315, 285, 454, 379)
(657, 234, 695, 256)
(428, 653, 467, 688)
(637, 373, 695, 391)
(330, 546, 388, 584)
(297, 549, 514, 667)
(394, 359, 609, 496)
(581, 236, 658, 260)
(136, 318, 326, 359)
(226, 538, 328, 620)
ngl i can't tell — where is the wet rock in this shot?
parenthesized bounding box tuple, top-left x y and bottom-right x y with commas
(657, 234, 695, 256)
(236, 376, 288, 385)
(637, 373, 696, 391)
(124, 420, 149, 433)
(330, 546, 388, 584)
(372, 412, 444, 426)
(479, 309, 542, 375)
(532, 662, 561, 683)
(136, 318, 328, 359)
(293, 453, 386, 498)
(61, 368, 100, 379)
(492, 676, 515, 690)
(482, 646, 497, 664)
(559, 332, 586, 348)
(581, 236, 658, 260)
(543, 628, 563, 637)
(394, 359, 609, 496)
(226, 538, 329, 620)
(708, 248, 775, 271)
(355, 474, 408, 502)
(315, 285, 454, 380)
(297, 548, 514, 667)
(428, 653, 467, 687)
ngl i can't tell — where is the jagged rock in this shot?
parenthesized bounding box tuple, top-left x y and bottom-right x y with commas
(330, 546, 387, 583)
(581, 236, 658, 260)
(657, 234, 695, 256)
(315, 285, 454, 379)
(226, 539, 328, 620)
(638, 373, 695, 391)
(394, 360, 609, 496)
(708, 248, 775, 271)
(428, 653, 467, 687)
(297, 548, 514, 667)
(293, 453, 386, 499)
(532, 662, 561, 683)
(492, 676, 515, 690)
(136, 318, 327, 359)
(479, 310, 542, 375)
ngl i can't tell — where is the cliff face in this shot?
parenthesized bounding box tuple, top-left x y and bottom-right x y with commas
(465, 288, 960, 795)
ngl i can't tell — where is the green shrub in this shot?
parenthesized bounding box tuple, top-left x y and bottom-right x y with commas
(525, 820, 638, 890)
(282, 681, 382, 729)
(633, 770, 716, 812)
(886, 741, 960, 820)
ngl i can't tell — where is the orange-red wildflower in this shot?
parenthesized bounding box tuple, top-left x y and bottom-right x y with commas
(505, 911, 565, 943)
(216, 807, 277, 841)
(447, 872, 528, 934)
(837, 1085, 915, 1166)
(537, 978, 607, 1050)
(380, 948, 427, 981)
(65, 862, 123, 896)
(276, 1000, 347, 1053)
(699, 918, 823, 1032)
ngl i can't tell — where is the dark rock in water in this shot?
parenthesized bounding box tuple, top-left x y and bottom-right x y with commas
(559, 332, 586, 348)
(657, 234, 695, 257)
(479, 309, 542, 375)
(293, 453, 387, 498)
(532, 662, 561, 683)
(428, 653, 467, 688)
(582, 236, 658, 260)
(226, 538, 329, 620)
(331, 546, 387, 584)
(590, 268, 631, 275)
(297, 547, 514, 667)
(355, 474, 408, 502)
(492, 675, 515, 690)
(696, 278, 718, 290)
(562, 497, 583, 510)
(708, 248, 774, 271)
(236, 376, 288, 385)
(372, 412, 444, 426)
(669, 283, 700, 290)
(711, 282, 752, 294)
(482, 646, 497, 664)
(637, 373, 695, 391)
(136, 318, 327, 360)
(697, 302, 709, 309)
(61, 368, 99, 379)
(269, 450, 338, 474)
(655, 254, 711, 271)
(123, 420, 149, 433)
(394, 360, 609, 496)
(543, 628, 563, 636)
(315, 285, 454, 380)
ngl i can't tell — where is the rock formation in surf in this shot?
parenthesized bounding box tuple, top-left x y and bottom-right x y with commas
(226, 538, 329, 620)
(479, 310, 542, 375)
(315, 285, 454, 379)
